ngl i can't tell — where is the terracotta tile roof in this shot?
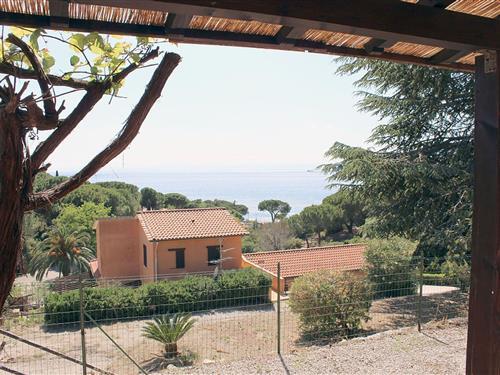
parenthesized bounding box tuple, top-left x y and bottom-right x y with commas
(242, 244, 366, 278)
(137, 207, 248, 241)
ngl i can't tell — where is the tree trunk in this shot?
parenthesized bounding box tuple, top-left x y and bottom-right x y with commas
(0, 111, 24, 312)
(305, 238, 310, 248)
(317, 230, 322, 246)
(0, 51, 181, 314)
(164, 342, 178, 358)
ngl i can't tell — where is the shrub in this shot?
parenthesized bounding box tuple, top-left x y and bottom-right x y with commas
(364, 237, 418, 298)
(422, 273, 446, 286)
(289, 270, 371, 341)
(141, 276, 219, 314)
(44, 268, 271, 324)
(44, 286, 147, 325)
(215, 268, 271, 308)
(440, 258, 470, 292)
(44, 290, 80, 325)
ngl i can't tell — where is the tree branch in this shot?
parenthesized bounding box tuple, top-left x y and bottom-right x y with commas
(0, 61, 90, 89)
(26, 52, 181, 211)
(30, 47, 161, 173)
(6, 34, 58, 122)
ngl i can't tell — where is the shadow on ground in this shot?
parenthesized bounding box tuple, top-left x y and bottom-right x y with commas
(292, 291, 468, 348)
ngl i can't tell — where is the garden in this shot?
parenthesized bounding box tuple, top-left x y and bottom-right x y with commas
(0, 239, 470, 374)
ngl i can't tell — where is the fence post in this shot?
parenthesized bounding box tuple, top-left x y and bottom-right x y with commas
(79, 275, 87, 375)
(276, 262, 281, 355)
(417, 256, 424, 332)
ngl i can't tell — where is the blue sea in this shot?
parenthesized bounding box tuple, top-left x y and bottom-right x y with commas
(89, 169, 334, 221)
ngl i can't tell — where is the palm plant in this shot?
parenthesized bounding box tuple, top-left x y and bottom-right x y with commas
(142, 313, 196, 358)
(28, 226, 94, 281)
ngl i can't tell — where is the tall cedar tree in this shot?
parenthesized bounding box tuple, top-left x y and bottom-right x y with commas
(0, 28, 180, 312)
(321, 58, 473, 257)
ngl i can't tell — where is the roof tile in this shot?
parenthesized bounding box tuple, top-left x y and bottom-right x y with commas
(137, 207, 248, 241)
(243, 244, 366, 278)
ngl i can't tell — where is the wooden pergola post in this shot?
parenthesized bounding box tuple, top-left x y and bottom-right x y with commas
(466, 52, 500, 374)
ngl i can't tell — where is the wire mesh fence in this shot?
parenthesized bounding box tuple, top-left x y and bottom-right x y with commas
(1, 256, 469, 374)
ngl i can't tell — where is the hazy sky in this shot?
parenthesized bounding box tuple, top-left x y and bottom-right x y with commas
(34, 41, 378, 175)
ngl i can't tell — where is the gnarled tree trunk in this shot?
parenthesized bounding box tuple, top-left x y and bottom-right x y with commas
(0, 45, 181, 314)
(0, 110, 25, 311)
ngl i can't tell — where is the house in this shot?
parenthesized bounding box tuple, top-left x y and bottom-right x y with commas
(93, 207, 249, 280)
(242, 244, 366, 293)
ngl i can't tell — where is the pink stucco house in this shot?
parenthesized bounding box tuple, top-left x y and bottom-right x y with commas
(92, 207, 248, 280)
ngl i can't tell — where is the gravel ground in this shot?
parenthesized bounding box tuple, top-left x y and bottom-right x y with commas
(169, 318, 467, 375)
(1, 292, 467, 374)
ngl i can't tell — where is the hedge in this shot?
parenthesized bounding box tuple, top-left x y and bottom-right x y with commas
(422, 273, 446, 286)
(44, 268, 271, 324)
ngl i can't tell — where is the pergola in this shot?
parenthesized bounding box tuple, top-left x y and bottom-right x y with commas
(0, 0, 498, 373)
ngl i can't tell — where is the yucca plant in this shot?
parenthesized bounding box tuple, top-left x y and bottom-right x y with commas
(142, 313, 196, 358)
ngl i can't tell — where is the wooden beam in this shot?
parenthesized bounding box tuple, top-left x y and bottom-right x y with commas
(168, 32, 473, 72)
(363, 38, 397, 55)
(466, 52, 500, 374)
(165, 13, 193, 30)
(69, 0, 499, 51)
(164, 13, 193, 37)
(416, 0, 455, 9)
(48, 0, 69, 27)
(274, 25, 309, 44)
(429, 49, 472, 64)
(0, 10, 475, 72)
(416, 0, 470, 66)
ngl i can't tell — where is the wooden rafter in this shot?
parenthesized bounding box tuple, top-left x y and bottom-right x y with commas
(165, 13, 193, 30)
(363, 38, 397, 55)
(0, 13, 477, 72)
(0, 0, 498, 71)
(48, 0, 69, 27)
(67, 0, 499, 50)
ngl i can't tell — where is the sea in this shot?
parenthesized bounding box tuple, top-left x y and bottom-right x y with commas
(89, 169, 335, 221)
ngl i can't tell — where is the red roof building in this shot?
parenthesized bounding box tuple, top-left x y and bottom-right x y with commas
(242, 244, 366, 292)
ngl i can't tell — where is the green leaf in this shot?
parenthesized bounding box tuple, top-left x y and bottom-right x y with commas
(29, 29, 41, 52)
(70, 55, 80, 66)
(136, 36, 149, 45)
(11, 27, 32, 38)
(130, 53, 141, 63)
(42, 55, 55, 71)
(110, 57, 123, 67)
(89, 43, 103, 55)
(104, 42, 113, 53)
(69, 33, 86, 51)
(86, 33, 105, 49)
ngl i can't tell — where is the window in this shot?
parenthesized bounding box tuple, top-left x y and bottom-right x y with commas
(169, 248, 185, 269)
(143, 245, 147, 267)
(207, 245, 221, 265)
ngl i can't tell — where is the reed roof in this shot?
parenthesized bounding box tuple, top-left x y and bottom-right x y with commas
(0, 0, 498, 72)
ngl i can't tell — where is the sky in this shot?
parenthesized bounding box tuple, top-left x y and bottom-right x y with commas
(31, 40, 379, 175)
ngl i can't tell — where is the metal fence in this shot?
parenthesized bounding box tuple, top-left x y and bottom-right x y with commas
(0, 257, 470, 374)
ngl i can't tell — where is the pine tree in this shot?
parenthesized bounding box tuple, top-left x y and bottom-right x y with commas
(321, 58, 474, 257)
